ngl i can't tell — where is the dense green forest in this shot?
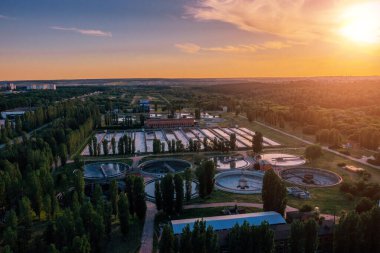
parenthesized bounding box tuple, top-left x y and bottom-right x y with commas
(203, 82, 380, 151)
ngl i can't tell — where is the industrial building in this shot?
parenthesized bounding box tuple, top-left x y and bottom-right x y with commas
(144, 118, 195, 128)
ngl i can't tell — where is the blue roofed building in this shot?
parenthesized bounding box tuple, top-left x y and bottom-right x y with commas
(171, 211, 286, 235)
(170, 211, 334, 252)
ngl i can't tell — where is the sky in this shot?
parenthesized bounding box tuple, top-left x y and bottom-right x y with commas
(0, 0, 380, 80)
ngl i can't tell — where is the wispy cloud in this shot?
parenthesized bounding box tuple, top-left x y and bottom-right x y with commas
(175, 41, 292, 54)
(185, 0, 350, 42)
(175, 43, 201, 53)
(0, 14, 15, 20)
(50, 26, 112, 37)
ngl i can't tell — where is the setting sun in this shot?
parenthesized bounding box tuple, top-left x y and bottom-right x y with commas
(340, 1, 380, 44)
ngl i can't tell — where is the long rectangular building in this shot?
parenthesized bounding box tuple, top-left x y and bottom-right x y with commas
(171, 211, 286, 235)
(145, 118, 195, 128)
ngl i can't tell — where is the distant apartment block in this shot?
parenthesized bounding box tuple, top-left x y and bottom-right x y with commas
(0, 83, 17, 91)
(27, 84, 56, 90)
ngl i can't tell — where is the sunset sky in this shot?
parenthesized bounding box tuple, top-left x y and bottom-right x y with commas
(1, 0, 380, 80)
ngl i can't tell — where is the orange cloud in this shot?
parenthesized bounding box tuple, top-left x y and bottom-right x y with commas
(175, 43, 201, 53)
(175, 40, 292, 54)
(186, 0, 363, 42)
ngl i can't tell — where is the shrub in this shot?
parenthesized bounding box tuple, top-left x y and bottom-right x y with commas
(345, 193, 355, 201)
(355, 197, 374, 213)
(337, 149, 350, 155)
(305, 145, 323, 161)
(367, 159, 380, 166)
(300, 204, 313, 212)
(302, 125, 318, 135)
(337, 162, 346, 167)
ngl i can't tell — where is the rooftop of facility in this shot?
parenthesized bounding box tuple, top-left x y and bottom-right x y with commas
(171, 211, 286, 234)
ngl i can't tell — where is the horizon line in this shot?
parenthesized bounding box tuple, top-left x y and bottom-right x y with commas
(2, 75, 380, 83)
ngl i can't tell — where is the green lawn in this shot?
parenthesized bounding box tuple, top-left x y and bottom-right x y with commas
(219, 113, 306, 147)
(173, 206, 262, 220)
(189, 190, 262, 205)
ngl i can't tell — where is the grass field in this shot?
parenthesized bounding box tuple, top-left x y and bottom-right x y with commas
(219, 113, 306, 147)
(173, 206, 262, 220)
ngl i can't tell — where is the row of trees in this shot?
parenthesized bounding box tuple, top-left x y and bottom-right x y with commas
(228, 221, 275, 253)
(88, 134, 136, 156)
(154, 173, 186, 215)
(334, 207, 380, 253)
(316, 129, 343, 147)
(159, 221, 219, 253)
(0, 94, 100, 145)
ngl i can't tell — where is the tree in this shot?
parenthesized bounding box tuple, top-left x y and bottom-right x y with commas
(71, 235, 91, 253)
(111, 137, 116, 155)
(19, 196, 33, 228)
(334, 211, 360, 253)
(103, 201, 113, 238)
(262, 169, 287, 216)
(252, 131, 264, 154)
(43, 194, 52, 220)
(102, 139, 109, 155)
(174, 174, 184, 213)
(154, 180, 163, 211)
(3, 245, 13, 253)
(88, 211, 105, 252)
(47, 244, 60, 253)
(290, 221, 305, 253)
(89, 142, 94, 156)
(229, 133, 236, 150)
(196, 160, 216, 198)
(133, 176, 147, 220)
(159, 225, 175, 253)
(110, 180, 119, 216)
(304, 219, 319, 253)
(118, 193, 130, 236)
(355, 197, 374, 213)
(58, 143, 67, 166)
(74, 155, 83, 170)
(125, 175, 135, 215)
(3, 227, 17, 251)
(195, 109, 201, 120)
(74, 170, 85, 203)
(161, 174, 175, 214)
(305, 145, 323, 161)
(184, 168, 192, 202)
(258, 221, 275, 253)
(26, 171, 43, 219)
(92, 184, 103, 206)
(179, 225, 192, 253)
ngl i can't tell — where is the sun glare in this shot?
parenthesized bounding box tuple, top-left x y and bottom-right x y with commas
(340, 1, 380, 44)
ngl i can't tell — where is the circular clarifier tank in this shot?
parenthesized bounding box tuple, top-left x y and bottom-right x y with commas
(83, 162, 129, 181)
(139, 159, 192, 177)
(261, 153, 306, 167)
(279, 167, 342, 187)
(211, 155, 250, 170)
(214, 170, 264, 194)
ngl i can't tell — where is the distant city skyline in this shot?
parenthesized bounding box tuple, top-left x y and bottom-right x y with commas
(1, 0, 379, 80)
